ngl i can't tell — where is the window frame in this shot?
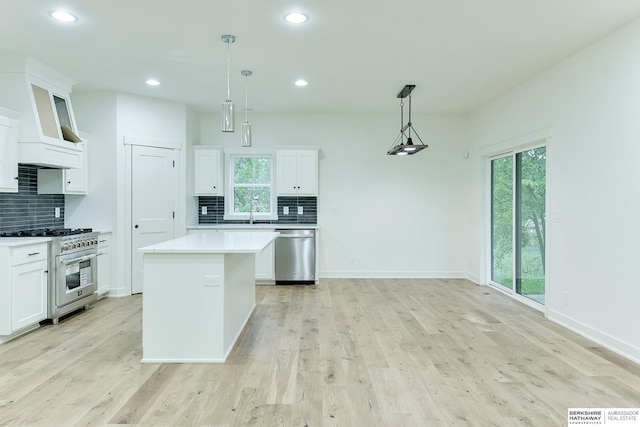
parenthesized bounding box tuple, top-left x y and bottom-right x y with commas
(223, 150, 278, 221)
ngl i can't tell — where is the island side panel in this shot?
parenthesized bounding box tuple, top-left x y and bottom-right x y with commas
(142, 252, 225, 363)
(222, 252, 256, 359)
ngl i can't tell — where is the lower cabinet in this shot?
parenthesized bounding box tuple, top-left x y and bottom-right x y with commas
(187, 229, 275, 283)
(97, 232, 111, 298)
(0, 242, 48, 342)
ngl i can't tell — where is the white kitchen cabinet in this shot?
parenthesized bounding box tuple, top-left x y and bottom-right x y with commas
(0, 241, 48, 342)
(194, 146, 222, 196)
(187, 228, 275, 283)
(277, 150, 318, 196)
(37, 139, 88, 195)
(97, 232, 112, 298)
(0, 109, 20, 193)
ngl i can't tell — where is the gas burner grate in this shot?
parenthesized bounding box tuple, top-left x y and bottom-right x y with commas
(0, 228, 93, 237)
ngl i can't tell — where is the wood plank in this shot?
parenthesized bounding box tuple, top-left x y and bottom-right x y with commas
(0, 279, 639, 426)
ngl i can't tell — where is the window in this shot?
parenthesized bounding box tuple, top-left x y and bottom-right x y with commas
(224, 152, 277, 221)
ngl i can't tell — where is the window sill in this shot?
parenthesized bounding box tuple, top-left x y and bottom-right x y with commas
(223, 214, 279, 221)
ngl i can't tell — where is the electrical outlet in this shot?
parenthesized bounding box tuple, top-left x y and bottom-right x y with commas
(297, 206, 303, 215)
(201, 206, 207, 215)
(204, 275, 221, 287)
(283, 206, 289, 215)
(54, 207, 61, 218)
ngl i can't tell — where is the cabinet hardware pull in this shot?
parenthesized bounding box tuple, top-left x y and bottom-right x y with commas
(67, 181, 71, 184)
(14, 176, 19, 180)
(44, 270, 48, 274)
(28, 252, 40, 256)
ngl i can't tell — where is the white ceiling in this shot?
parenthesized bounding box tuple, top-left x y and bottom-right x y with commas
(2, 1, 640, 115)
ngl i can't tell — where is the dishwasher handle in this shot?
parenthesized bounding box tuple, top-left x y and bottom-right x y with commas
(277, 234, 313, 239)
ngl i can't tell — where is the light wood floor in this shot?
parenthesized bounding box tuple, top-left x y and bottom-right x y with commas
(1, 279, 639, 426)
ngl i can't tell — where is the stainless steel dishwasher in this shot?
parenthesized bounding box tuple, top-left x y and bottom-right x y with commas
(275, 229, 315, 284)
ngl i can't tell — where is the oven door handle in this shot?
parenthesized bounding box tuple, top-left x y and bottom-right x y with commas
(60, 253, 98, 265)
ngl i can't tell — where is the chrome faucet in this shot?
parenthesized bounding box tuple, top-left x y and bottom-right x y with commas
(249, 197, 259, 224)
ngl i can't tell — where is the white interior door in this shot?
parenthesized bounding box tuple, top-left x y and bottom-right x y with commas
(131, 145, 176, 293)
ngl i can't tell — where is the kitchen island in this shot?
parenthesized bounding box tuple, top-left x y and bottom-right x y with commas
(139, 231, 279, 363)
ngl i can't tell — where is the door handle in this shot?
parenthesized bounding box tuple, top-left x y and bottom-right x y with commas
(60, 254, 98, 264)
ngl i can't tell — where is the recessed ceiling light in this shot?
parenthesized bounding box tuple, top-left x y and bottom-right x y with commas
(50, 10, 77, 22)
(284, 12, 308, 24)
(146, 79, 160, 86)
(294, 79, 308, 87)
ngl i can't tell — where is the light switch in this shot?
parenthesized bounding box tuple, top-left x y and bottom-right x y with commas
(298, 206, 303, 215)
(283, 206, 289, 215)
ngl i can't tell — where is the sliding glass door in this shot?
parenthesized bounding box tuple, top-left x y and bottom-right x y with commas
(490, 146, 546, 304)
(491, 155, 513, 291)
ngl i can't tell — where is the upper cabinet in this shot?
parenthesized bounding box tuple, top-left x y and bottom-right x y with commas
(37, 139, 88, 195)
(0, 55, 83, 169)
(277, 150, 318, 196)
(194, 146, 222, 196)
(0, 108, 20, 193)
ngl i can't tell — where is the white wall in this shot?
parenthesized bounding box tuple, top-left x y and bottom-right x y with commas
(196, 112, 471, 279)
(70, 92, 188, 296)
(68, 92, 118, 232)
(469, 19, 640, 362)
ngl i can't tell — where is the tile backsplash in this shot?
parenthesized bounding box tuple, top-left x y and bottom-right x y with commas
(198, 196, 317, 225)
(0, 165, 65, 233)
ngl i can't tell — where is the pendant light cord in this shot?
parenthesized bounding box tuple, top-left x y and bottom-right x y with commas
(226, 41, 231, 101)
(245, 74, 248, 121)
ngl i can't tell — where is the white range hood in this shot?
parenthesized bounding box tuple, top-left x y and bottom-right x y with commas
(0, 55, 83, 169)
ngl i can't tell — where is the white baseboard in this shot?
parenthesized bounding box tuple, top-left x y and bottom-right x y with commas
(547, 309, 640, 364)
(320, 271, 470, 280)
(103, 287, 131, 298)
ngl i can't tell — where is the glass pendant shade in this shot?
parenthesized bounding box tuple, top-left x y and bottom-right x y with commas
(221, 100, 235, 132)
(241, 121, 252, 147)
(220, 34, 236, 133)
(240, 69, 253, 147)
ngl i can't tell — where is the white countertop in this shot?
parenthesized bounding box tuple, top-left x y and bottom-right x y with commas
(0, 237, 51, 247)
(139, 231, 280, 254)
(188, 224, 319, 230)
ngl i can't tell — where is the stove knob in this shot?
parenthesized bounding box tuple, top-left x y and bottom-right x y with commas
(62, 244, 69, 251)
(93, 238, 98, 245)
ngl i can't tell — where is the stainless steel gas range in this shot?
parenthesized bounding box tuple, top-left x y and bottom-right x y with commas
(0, 228, 99, 323)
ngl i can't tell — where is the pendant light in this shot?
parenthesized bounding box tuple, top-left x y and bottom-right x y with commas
(387, 84, 428, 155)
(221, 34, 236, 132)
(241, 70, 252, 147)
